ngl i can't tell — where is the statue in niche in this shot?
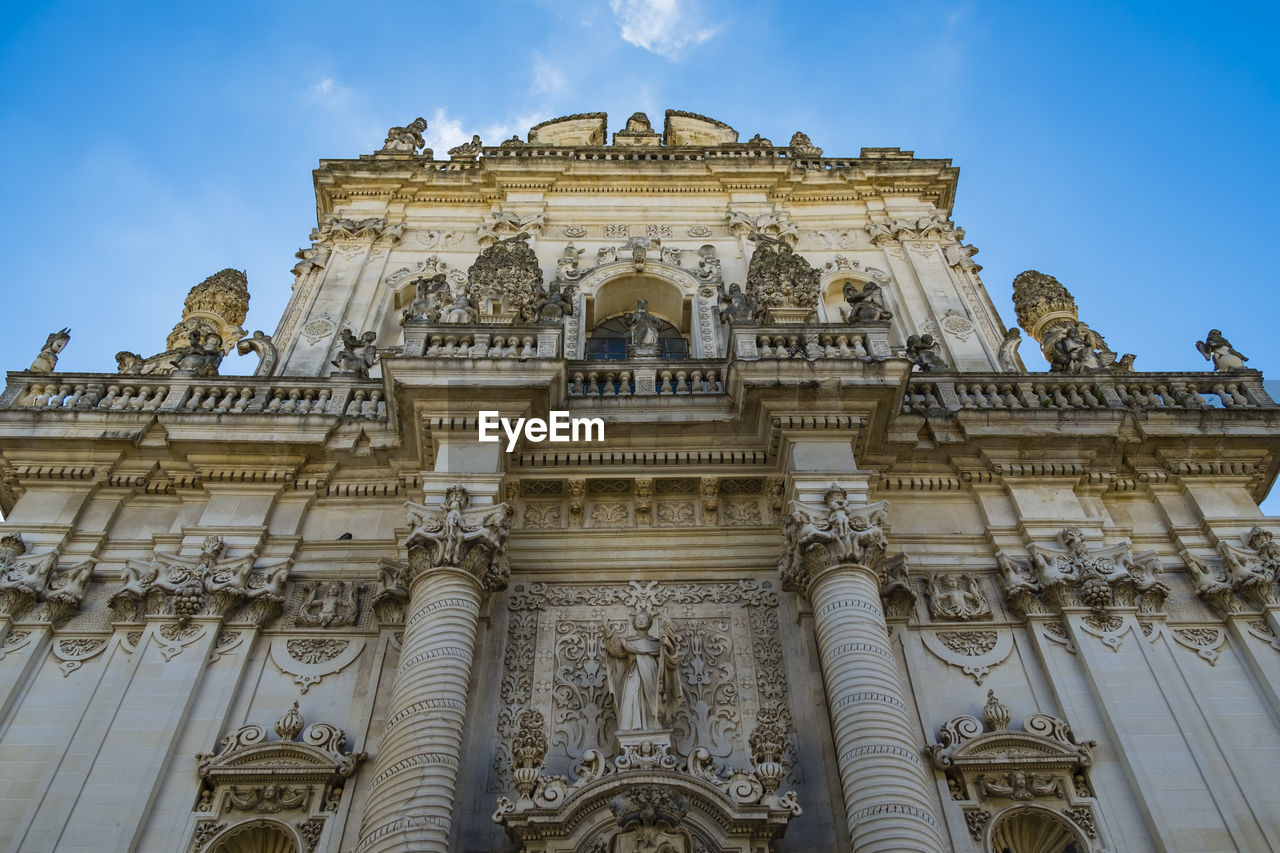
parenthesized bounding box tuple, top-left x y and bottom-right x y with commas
(532, 280, 575, 324)
(905, 333, 948, 372)
(28, 328, 70, 373)
(331, 329, 378, 378)
(717, 282, 756, 324)
(1196, 329, 1248, 372)
(840, 281, 893, 322)
(604, 609, 681, 732)
(404, 273, 450, 323)
(624, 298, 661, 358)
(380, 117, 428, 154)
(439, 292, 476, 324)
(171, 330, 224, 375)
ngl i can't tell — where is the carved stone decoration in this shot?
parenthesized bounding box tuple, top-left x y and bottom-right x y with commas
(51, 636, 108, 676)
(1196, 329, 1249, 372)
(603, 608, 682, 734)
(699, 477, 718, 525)
(998, 327, 1024, 372)
(905, 334, 948, 372)
(270, 637, 364, 693)
(743, 235, 820, 321)
(926, 574, 992, 621)
(922, 630, 1014, 685)
(0, 531, 94, 625)
(1214, 528, 1280, 609)
(379, 116, 428, 154)
(28, 328, 70, 373)
(330, 328, 378, 378)
(163, 268, 250, 359)
(1012, 270, 1135, 373)
(1170, 627, 1227, 665)
(476, 212, 545, 247)
(996, 529, 1164, 618)
(296, 581, 358, 628)
(170, 330, 225, 376)
(235, 330, 278, 376)
(927, 694, 1099, 839)
(449, 134, 483, 160)
(108, 536, 289, 626)
(864, 214, 955, 245)
(467, 233, 545, 324)
(292, 243, 329, 279)
(310, 215, 402, 247)
(839, 281, 893, 324)
(787, 131, 822, 159)
(404, 483, 512, 591)
(778, 488, 888, 594)
(725, 211, 798, 247)
(194, 703, 364, 842)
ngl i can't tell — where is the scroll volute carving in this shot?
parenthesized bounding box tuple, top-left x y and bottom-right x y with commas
(0, 531, 95, 626)
(403, 484, 512, 591)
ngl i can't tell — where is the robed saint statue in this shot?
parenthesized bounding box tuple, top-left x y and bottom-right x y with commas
(603, 610, 681, 732)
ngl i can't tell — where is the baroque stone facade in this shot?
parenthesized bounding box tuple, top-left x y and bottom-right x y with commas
(1, 109, 1279, 852)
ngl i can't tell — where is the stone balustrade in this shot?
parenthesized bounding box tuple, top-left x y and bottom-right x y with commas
(730, 323, 893, 362)
(567, 362, 724, 398)
(0, 374, 388, 420)
(402, 322, 560, 359)
(902, 373, 1273, 414)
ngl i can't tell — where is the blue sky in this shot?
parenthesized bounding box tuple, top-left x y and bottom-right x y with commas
(2, 0, 1278, 498)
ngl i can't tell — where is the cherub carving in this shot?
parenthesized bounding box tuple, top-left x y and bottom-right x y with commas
(780, 488, 889, 590)
(1196, 329, 1248, 372)
(171, 331, 224, 376)
(439, 293, 476, 324)
(905, 333, 948, 372)
(28, 328, 70, 373)
(0, 533, 57, 598)
(532, 280, 575, 324)
(299, 580, 358, 627)
(717, 282, 756, 324)
(448, 134, 483, 160)
(331, 328, 378, 378)
(380, 117, 428, 154)
(927, 574, 991, 621)
(978, 771, 1058, 801)
(404, 273, 450, 323)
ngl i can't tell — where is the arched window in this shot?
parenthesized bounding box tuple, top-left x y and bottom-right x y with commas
(584, 273, 691, 360)
(208, 820, 299, 853)
(585, 313, 688, 360)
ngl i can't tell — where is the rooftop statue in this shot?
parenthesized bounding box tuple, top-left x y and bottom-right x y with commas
(28, 328, 70, 373)
(1196, 329, 1249, 372)
(532, 280, 575, 324)
(331, 328, 378, 378)
(905, 333, 948, 372)
(171, 331, 224, 376)
(380, 117, 428, 154)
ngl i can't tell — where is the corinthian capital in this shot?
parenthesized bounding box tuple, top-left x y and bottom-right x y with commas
(404, 484, 512, 591)
(778, 486, 888, 594)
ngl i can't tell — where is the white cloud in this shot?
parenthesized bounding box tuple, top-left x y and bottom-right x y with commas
(313, 78, 334, 95)
(609, 0, 719, 60)
(532, 55, 567, 96)
(423, 108, 469, 155)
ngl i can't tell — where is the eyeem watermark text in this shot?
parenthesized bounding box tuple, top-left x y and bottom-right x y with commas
(478, 411, 604, 452)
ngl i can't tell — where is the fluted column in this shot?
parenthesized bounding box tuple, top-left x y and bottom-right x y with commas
(780, 470, 944, 852)
(358, 484, 510, 853)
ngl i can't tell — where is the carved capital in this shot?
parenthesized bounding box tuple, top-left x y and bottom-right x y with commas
(404, 484, 512, 593)
(779, 490, 888, 596)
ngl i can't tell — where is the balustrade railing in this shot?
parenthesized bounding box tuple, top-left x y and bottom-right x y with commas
(567, 362, 725, 398)
(902, 373, 1272, 414)
(1, 374, 387, 420)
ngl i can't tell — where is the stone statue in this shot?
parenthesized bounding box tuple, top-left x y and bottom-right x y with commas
(331, 329, 378, 378)
(717, 282, 756, 324)
(292, 244, 329, 278)
(532, 280, 575, 324)
(380, 117, 428, 154)
(171, 331, 224, 376)
(905, 334, 947, 372)
(28, 328, 70, 373)
(1196, 329, 1248, 372)
(405, 274, 450, 323)
(404, 484, 511, 588)
(604, 609, 681, 732)
(1049, 322, 1102, 374)
(624, 299, 661, 358)
(298, 580, 357, 627)
(448, 134, 483, 160)
(926, 573, 991, 621)
(439, 293, 476, 324)
(840, 281, 893, 322)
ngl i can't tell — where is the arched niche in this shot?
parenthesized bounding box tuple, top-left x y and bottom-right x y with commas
(818, 271, 894, 325)
(207, 819, 300, 853)
(569, 261, 718, 359)
(987, 805, 1090, 853)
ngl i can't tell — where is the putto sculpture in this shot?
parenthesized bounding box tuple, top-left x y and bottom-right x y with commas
(28, 328, 70, 373)
(1196, 329, 1249, 372)
(906, 333, 948, 372)
(330, 328, 378, 378)
(379, 116, 428, 154)
(840, 281, 893, 323)
(779, 487, 889, 592)
(403, 484, 512, 590)
(171, 330, 224, 376)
